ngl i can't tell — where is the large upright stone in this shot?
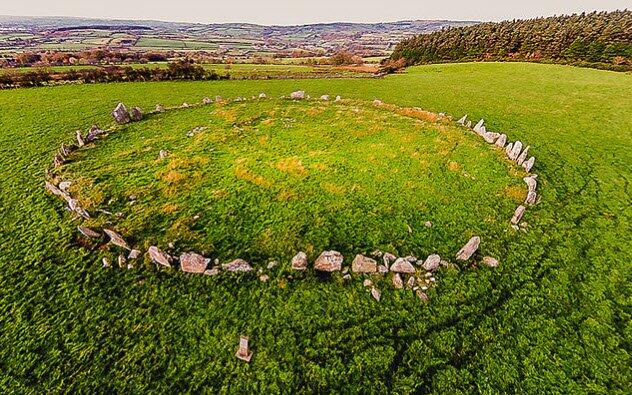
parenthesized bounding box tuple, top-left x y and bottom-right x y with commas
(112, 102, 131, 124)
(422, 254, 441, 272)
(390, 258, 416, 274)
(473, 119, 484, 133)
(104, 229, 130, 250)
(522, 157, 535, 172)
(456, 236, 480, 261)
(495, 134, 507, 147)
(505, 142, 513, 156)
(457, 115, 467, 125)
(523, 175, 538, 193)
(508, 141, 523, 161)
(130, 107, 143, 122)
(516, 146, 530, 166)
(180, 252, 207, 273)
(75, 130, 85, 147)
(291, 252, 308, 271)
(290, 91, 306, 100)
(351, 254, 377, 273)
(148, 246, 172, 267)
(314, 250, 343, 272)
(511, 205, 526, 225)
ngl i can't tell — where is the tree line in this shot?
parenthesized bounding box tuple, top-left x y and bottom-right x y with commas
(0, 60, 227, 89)
(388, 10, 632, 71)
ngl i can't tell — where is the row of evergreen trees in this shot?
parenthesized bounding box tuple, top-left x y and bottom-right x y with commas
(389, 10, 632, 69)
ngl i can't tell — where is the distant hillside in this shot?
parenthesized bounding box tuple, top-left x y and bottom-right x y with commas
(0, 16, 476, 57)
(390, 10, 632, 70)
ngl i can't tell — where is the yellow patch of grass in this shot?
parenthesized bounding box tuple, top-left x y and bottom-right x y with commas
(447, 161, 460, 172)
(258, 135, 269, 145)
(322, 182, 346, 195)
(261, 118, 274, 126)
(276, 156, 307, 176)
(277, 188, 297, 201)
(504, 185, 526, 202)
(234, 159, 271, 187)
(162, 203, 180, 214)
(311, 162, 328, 172)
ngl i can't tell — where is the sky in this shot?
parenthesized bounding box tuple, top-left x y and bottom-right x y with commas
(1, 0, 629, 25)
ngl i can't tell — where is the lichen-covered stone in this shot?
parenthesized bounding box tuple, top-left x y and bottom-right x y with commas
(351, 254, 377, 273)
(180, 252, 207, 273)
(291, 252, 308, 270)
(456, 236, 480, 261)
(314, 250, 343, 272)
(390, 258, 416, 274)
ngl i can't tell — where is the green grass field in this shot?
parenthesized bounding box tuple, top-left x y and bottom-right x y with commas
(0, 62, 630, 392)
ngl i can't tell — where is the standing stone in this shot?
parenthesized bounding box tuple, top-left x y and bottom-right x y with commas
(466, 120, 472, 128)
(509, 141, 523, 161)
(373, 99, 384, 106)
(148, 246, 172, 267)
(128, 249, 141, 259)
(383, 252, 396, 266)
(180, 252, 207, 273)
(77, 226, 100, 239)
(482, 256, 499, 267)
(523, 175, 538, 193)
(259, 93, 267, 99)
(511, 205, 526, 225)
(495, 134, 507, 147)
(118, 254, 127, 268)
(457, 115, 467, 125)
(112, 102, 131, 124)
(422, 254, 441, 272)
(525, 191, 537, 206)
(68, 199, 90, 219)
(378, 265, 389, 274)
(522, 157, 535, 172)
(351, 254, 377, 273)
(53, 154, 64, 168)
(505, 143, 514, 156)
(334, 96, 342, 102)
(58, 181, 71, 192)
(130, 107, 143, 122)
(406, 276, 415, 289)
(483, 132, 500, 143)
(159, 150, 169, 159)
(155, 104, 164, 113)
(320, 95, 330, 101)
(222, 259, 253, 272)
(314, 250, 343, 272)
(456, 236, 480, 261)
(103, 229, 130, 250)
(390, 258, 416, 274)
(202, 97, 212, 104)
(291, 252, 308, 271)
(392, 273, 404, 289)
(60, 142, 72, 156)
(76, 130, 85, 147)
(371, 287, 381, 302)
(516, 146, 530, 166)
(363, 279, 373, 287)
(473, 119, 484, 133)
(235, 336, 253, 363)
(290, 91, 306, 100)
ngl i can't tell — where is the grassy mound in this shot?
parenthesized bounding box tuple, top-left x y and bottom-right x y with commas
(58, 99, 523, 263)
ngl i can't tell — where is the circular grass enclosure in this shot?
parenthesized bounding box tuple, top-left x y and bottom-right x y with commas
(61, 99, 527, 263)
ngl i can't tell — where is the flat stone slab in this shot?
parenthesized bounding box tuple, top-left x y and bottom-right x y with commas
(314, 250, 343, 272)
(180, 252, 207, 273)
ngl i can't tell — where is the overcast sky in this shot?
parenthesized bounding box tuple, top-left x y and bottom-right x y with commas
(1, 0, 629, 25)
